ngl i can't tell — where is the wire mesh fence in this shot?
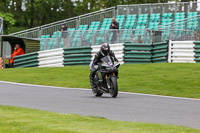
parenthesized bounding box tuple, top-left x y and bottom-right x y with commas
(117, 2, 200, 15)
(79, 8, 115, 25)
(10, 7, 116, 38)
(40, 29, 151, 51)
(156, 14, 200, 41)
(11, 2, 200, 38)
(151, 29, 196, 43)
(39, 27, 198, 51)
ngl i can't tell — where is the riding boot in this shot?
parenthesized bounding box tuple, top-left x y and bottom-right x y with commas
(89, 72, 95, 88)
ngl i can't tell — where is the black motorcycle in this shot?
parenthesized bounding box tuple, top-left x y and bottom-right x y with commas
(92, 55, 120, 98)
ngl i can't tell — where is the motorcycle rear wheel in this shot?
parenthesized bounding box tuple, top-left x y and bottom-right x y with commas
(109, 77, 118, 98)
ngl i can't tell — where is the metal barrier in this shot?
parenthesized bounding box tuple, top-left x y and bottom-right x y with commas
(10, 7, 115, 38)
(152, 42, 168, 63)
(117, 2, 200, 15)
(193, 41, 200, 63)
(124, 43, 152, 64)
(40, 28, 197, 51)
(10, 2, 200, 38)
(155, 15, 200, 41)
(11, 40, 200, 68)
(158, 15, 200, 30)
(151, 29, 196, 43)
(124, 42, 168, 64)
(79, 8, 115, 25)
(43, 29, 151, 49)
(13, 52, 39, 68)
(63, 47, 91, 66)
(11, 42, 169, 68)
(38, 48, 64, 67)
(168, 41, 195, 63)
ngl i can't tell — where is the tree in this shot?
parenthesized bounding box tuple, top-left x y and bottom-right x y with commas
(0, 0, 75, 30)
(0, 12, 15, 34)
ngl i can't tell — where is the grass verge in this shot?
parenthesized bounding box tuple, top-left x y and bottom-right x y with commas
(0, 105, 199, 133)
(0, 63, 200, 98)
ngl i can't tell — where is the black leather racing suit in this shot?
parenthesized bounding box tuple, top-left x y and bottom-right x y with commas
(89, 50, 118, 86)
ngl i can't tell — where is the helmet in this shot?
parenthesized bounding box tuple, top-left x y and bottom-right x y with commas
(101, 43, 110, 55)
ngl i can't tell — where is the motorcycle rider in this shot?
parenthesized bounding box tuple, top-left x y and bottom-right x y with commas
(89, 43, 118, 88)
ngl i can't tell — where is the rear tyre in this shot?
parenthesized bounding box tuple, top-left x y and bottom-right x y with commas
(92, 87, 103, 97)
(110, 76, 118, 98)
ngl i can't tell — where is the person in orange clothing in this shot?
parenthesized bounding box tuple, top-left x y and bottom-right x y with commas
(10, 44, 25, 64)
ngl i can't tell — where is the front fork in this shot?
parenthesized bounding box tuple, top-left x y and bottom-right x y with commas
(106, 72, 117, 89)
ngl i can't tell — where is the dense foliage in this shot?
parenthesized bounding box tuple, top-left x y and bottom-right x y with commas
(0, 12, 15, 34)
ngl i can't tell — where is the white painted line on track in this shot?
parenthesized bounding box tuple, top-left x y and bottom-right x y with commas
(120, 91, 200, 101)
(0, 80, 90, 91)
(0, 80, 200, 101)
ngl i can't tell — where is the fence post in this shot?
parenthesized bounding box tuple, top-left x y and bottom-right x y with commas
(196, 30, 199, 41)
(117, 29, 119, 43)
(168, 40, 172, 63)
(76, 17, 80, 29)
(80, 34, 82, 47)
(150, 30, 153, 43)
(187, 2, 190, 13)
(163, 3, 165, 14)
(126, 5, 129, 16)
(116, 5, 119, 16)
(170, 29, 173, 40)
(143, 29, 147, 44)
(113, 7, 116, 17)
(92, 33, 95, 46)
(138, 4, 141, 15)
(38, 27, 42, 38)
(175, 2, 177, 14)
(197, 16, 200, 41)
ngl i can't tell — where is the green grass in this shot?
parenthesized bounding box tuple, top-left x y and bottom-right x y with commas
(0, 105, 199, 133)
(0, 63, 200, 98)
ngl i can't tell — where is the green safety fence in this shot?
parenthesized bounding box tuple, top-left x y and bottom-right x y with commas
(13, 52, 39, 68)
(152, 42, 168, 63)
(12, 42, 169, 68)
(124, 43, 152, 64)
(193, 41, 200, 63)
(63, 46, 92, 66)
(124, 42, 168, 64)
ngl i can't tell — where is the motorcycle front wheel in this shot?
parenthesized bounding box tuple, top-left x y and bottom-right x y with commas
(109, 76, 118, 98)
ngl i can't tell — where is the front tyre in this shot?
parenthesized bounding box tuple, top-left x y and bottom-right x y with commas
(110, 76, 118, 98)
(92, 87, 103, 97)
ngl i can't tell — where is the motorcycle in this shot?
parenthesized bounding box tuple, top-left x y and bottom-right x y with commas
(92, 55, 120, 98)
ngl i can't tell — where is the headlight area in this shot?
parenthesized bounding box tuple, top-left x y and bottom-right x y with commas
(105, 66, 111, 70)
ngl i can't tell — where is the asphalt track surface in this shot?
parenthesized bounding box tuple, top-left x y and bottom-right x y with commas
(0, 81, 200, 129)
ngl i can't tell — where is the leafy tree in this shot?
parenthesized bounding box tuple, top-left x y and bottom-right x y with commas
(0, 0, 75, 30)
(0, 12, 15, 34)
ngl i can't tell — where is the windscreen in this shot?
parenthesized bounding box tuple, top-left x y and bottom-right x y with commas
(101, 56, 114, 65)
